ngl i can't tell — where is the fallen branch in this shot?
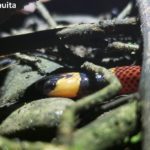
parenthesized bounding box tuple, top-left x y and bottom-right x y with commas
(0, 18, 139, 53)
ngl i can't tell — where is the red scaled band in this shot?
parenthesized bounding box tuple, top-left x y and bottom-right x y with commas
(110, 66, 141, 94)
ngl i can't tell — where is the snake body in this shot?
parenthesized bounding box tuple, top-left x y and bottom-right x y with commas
(110, 66, 141, 94)
(33, 66, 141, 98)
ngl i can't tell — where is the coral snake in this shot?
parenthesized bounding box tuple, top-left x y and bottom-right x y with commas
(33, 66, 141, 98)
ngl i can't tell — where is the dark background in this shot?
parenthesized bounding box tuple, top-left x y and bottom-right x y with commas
(47, 0, 131, 14)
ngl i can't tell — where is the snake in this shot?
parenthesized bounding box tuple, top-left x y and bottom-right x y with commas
(33, 66, 141, 98)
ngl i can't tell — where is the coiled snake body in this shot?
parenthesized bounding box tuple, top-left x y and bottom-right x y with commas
(33, 66, 141, 98)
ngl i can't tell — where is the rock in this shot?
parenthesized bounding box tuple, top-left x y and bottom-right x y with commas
(0, 98, 74, 141)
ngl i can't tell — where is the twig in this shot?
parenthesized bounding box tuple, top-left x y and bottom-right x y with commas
(101, 93, 139, 111)
(0, 58, 18, 71)
(36, 1, 57, 28)
(13, 53, 54, 74)
(107, 42, 140, 52)
(117, 2, 133, 19)
(78, 93, 139, 128)
(99, 17, 139, 34)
